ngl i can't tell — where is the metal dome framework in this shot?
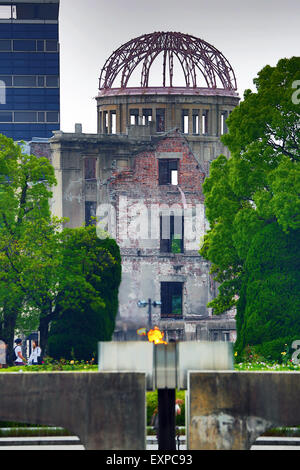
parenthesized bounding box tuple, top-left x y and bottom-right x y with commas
(99, 32, 237, 91)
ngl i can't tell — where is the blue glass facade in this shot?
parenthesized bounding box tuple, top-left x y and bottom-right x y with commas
(0, 2, 60, 141)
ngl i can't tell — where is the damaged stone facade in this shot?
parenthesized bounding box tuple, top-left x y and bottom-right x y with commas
(49, 85, 239, 342)
(44, 31, 242, 342)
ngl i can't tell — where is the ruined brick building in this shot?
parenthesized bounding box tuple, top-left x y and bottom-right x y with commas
(49, 32, 240, 342)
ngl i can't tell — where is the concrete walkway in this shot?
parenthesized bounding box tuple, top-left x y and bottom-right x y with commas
(1, 435, 300, 450)
(0, 436, 85, 450)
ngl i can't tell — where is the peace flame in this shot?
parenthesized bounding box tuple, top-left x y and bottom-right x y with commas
(148, 327, 168, 345)
(137, 326, 167, 345)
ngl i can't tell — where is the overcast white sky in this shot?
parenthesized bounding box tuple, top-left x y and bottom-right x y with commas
(59, 0, 300, 134)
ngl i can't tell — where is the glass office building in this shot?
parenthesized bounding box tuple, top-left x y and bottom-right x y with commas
(0, 1, 60, 141)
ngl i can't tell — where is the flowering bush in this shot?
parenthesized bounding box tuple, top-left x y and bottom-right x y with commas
(0, 357, 97, 372)
(235, 344, 266, 364)
(235, 359, 300, 371)
(234, 341, 300, 371)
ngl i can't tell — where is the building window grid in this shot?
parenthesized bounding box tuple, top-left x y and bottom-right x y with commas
(0, 39, 58, 53)
(0, 4, 58, 21)
(0, 75, 59, 88)
(0, 110, 59, 123)
(180, 108, 209, 135)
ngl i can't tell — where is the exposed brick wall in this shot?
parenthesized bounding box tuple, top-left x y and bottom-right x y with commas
(108, 130, 221, 334)
(30, 142, 52, 163)
(111, 130, 205, 204)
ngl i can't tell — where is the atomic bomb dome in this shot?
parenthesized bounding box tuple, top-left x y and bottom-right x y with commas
(51, 31, 239, 342)
(99, 31, 237, 92)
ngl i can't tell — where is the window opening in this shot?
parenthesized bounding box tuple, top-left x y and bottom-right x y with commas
(192, 110, 200, 134)
(0, 40, 11, 51)
(159, 159, 178, 186)
(160, 214, 184, 254)
(85, 201, 97, 226)
(103, 111, 108, 134)
(156, 109, 165, 132)
(46, 112, 59, 123)
(161, 282, 183, 318)
(85, 158, 96, 181)
(0, 5, 16, 19)
(130, 109, 139, 126)
(182, 109, 189, 134)
(202, 110, 209, 135)
(221, 111, 228, 135)
(14, 111, 37, 123)
(142, 108, 152, 125)
(110, 111, 116, 134)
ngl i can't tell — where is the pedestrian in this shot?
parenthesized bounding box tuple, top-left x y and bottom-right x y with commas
(14, 338, 27, 366)
(175, 399, 183, 450)
(28, 340, 42, 365)
(0, 340, 6, 368)
(175, 399, 182, 416)
(151, 407, 159, 443)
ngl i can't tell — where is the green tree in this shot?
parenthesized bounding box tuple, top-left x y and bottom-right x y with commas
(47, 226, 122, 361)
(235, 223, 300, 359)
(0, 135, 122, 361)
(13, 216, 65, 352)
(0, 134, 56, 360)
(200, 57, 300, 356)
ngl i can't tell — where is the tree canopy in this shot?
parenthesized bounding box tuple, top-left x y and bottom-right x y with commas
(47, 226, 122, 361)
(200, 57, 300, 357)
(0, 134, 57, 356)
(0, 135, 122, 362)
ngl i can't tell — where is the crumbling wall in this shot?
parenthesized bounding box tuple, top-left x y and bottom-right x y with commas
(109, 131, 217, 336)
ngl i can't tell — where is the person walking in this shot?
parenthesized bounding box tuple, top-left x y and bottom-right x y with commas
(175, 399, 183, 450)
(28, 340, 42, 365)
(0, 340, 6, 368)
(151, 407, 159, 444)
(14, 338, 27, 366)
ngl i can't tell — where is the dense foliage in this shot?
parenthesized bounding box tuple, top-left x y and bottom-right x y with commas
(146, 390, 185, 427)
(0, 135, 57, 359)
(235, 223, 300, 358)
(0, 136, 122, 362)
(47, 227, 122, 361)
(200, 57, 300, 359)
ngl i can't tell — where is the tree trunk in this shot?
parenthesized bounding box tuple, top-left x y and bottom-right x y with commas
(38, 301, 61, 357)
(39, 316, 50, 357)
(2, 308, 18, 365)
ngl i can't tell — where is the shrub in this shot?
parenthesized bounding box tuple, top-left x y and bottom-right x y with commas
(47, 228, 121, 361)
(235, 223, 300, 360)
(146, 390, 185, 427)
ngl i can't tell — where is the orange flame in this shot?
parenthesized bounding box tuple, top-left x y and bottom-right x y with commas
(147, 326, 168, 345)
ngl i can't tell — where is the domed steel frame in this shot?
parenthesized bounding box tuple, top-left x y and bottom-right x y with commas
(99, 31, 237, 91)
